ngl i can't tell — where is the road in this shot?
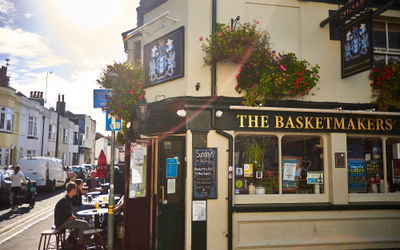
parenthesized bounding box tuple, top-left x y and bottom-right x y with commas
(0, 189, 65, 250)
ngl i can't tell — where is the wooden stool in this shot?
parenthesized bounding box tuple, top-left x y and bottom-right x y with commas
(82, 228, 104, 250)
(38, 229, 64, 250)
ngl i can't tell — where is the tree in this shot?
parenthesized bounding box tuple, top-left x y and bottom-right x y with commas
(96, 61, 145, 141)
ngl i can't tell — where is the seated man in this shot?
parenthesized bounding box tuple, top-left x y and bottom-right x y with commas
(54, 181, 89, 246)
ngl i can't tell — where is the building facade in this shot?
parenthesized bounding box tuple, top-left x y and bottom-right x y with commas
(120, 0, 400, 249)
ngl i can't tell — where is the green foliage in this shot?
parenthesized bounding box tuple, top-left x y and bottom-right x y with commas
(96, 61, 145, 122)
(244, 141, 264, 169)
(236, 50, 320, 106)
(369, 62, 400, 110)
(200, 21, 269, 66)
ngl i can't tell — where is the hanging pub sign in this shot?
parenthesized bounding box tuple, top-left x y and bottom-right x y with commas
(193, 148, 217, 199)
(143, 26, 184, 86)
(341, 11, 373, 78)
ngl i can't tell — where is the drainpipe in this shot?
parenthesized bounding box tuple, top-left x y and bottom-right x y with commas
(211, 0, 217, 96)
(212, 109, 233, 250)
(41, 116, 45, 156)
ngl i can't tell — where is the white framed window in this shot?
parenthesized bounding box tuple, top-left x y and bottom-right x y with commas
(373, 21, 400, 67)
(28, 116, 38, 137)
(48, 124, 56, 140)
(0, 148, 10, 166)
(0, 107, 13, 133)
(26, 149, 36, 158)
(234, 132, 327, 204)
(62, 128, 68, 143)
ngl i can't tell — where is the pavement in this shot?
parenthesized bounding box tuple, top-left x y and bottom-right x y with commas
(0, 211, 54, 250)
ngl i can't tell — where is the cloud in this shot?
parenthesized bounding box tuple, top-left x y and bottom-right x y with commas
(0, 0, 17, 25)
(0, 27, 67, 68)
(25, 13, 35, 19)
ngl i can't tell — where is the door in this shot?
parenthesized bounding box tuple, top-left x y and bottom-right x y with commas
(156, 136, 186, 250)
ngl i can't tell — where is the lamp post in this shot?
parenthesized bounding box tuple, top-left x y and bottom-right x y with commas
(105, 71, 118, 250)
(45, 71, 52, 104)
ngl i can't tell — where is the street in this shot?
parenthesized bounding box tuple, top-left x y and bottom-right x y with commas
(0, 189, 65, 250)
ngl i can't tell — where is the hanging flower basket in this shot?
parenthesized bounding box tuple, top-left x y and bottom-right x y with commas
(235, 50, 320, 106)
(200, 21, 269, 66)
(369, 62, 400, 110)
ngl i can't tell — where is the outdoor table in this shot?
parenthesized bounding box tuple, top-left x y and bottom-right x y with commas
(82, 195, 120, 207)
(77, 208, 108, 228)
(87, 191, 101, 196)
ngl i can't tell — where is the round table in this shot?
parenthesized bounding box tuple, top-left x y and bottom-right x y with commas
(87, 191, 101, 196)
(77, 208, 108, 216)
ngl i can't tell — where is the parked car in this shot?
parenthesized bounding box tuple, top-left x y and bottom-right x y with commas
(18, 157, 67, 192)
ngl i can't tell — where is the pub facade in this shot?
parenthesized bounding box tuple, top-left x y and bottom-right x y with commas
(121, 0, 400, 249)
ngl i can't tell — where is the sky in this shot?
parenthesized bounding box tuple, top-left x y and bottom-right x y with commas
(0, 0, 140, 135)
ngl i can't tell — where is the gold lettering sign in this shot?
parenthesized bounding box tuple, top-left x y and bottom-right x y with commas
(236, 114, 394, 132)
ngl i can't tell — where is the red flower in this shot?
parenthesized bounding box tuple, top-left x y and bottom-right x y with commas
(199, 36, 204, 41)
(236, 75, 240, 79)
(377, 81, 382, 85)
(235, 85, 239, 90)
(139, 94, 143, 100)
(296, 72, 302, 76)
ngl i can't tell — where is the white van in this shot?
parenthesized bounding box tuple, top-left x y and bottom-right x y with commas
(18, 157, 67, 191)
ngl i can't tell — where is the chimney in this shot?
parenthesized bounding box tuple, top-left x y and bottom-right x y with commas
(56, 94, 66, 115)
(0, 66, 10, 87)
(29, 90, 45, 106)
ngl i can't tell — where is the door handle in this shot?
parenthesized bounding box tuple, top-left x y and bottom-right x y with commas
(160, 186, 165, 203)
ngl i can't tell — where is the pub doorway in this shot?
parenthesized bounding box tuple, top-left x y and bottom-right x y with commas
(156, 136, 186, 250)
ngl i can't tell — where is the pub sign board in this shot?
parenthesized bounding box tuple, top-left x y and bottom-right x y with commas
(143, 26, 184, 86)
(193, 148, 217, 199)
(215, 109, 400, 135)
(341, 11, 373, 78)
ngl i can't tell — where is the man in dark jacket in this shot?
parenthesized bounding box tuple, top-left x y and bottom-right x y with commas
(54, 182, 89, 245)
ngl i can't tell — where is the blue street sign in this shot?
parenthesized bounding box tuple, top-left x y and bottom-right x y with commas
(93, 89, 112, 108)
(106, 110, 121, 131)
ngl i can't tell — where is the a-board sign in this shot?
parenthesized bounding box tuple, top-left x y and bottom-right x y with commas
(193, 148, 217, 199)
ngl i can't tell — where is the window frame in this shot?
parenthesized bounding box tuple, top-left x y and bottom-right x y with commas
(348, 134, 400, 203)
(28, 115, 38, 137)
(234, 132, 329, 205)
(373, 20, 400, 66)
(0, 107, 13, 133)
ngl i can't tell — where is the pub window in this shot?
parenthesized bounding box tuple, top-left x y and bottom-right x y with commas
(281, 135, 324, 194)
(386, 137, 400, 193)
(234, 135, 279, 195)
(235, 134, 325, 196)
(347, 137, 383, 194)
(373, 21, 400, 68)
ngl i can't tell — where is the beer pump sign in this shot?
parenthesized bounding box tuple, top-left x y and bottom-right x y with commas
(341, 11, 373, 78)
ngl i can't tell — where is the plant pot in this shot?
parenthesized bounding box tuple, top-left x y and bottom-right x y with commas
(255, 186, 265, 195)
(228, 48, 252, 63)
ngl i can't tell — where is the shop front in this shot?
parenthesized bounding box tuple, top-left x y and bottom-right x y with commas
(124, 96, 400, 249)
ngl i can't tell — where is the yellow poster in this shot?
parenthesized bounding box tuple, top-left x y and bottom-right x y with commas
(244, 163, 253, 177)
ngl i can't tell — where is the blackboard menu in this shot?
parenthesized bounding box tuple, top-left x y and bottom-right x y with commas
(193, 148, 217, 199)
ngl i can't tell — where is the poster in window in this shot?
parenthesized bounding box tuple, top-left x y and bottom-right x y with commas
(366, 160, 382, 182)
(193, 148, 217, 199)
(393, 159, 400, 184)
(143, 26, 184, 86)
(348, 159, 366, 192)
(341, 11, 373, 78)
(281, 157, 302, 191)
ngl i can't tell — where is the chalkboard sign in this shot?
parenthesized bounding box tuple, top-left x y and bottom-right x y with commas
(193, 148, 217, 199)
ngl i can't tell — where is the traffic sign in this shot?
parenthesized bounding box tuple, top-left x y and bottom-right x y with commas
(106, 110, 121, 131)
(93, 89, 112, 108)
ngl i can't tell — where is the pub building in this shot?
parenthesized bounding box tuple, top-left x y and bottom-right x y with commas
(120, 0, 400, 249)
